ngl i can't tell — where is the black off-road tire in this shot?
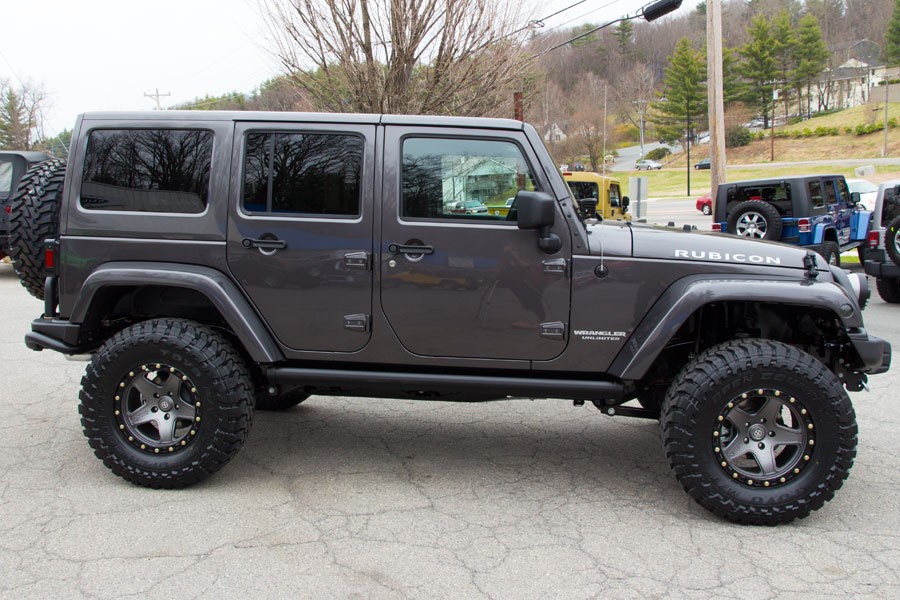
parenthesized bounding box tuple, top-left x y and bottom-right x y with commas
(8, 158, 67, 299)
(727, 201, 783, 241)
(876, 277, 900, 303)
(256, 389, 310, 411)
(661, 339, 856, 525)
(79, 318, 255, 488)
(886, 215, 900, 268)
(819, 241, 840, 267)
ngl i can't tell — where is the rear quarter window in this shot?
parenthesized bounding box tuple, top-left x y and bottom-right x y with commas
(80, 129, 214, 214)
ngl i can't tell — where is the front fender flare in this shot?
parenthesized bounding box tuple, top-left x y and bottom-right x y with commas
(70, 262, 283, 363)
(608, 275, 861, 381)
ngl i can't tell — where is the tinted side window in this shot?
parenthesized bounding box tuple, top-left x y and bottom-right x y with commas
(0, 160, 13, 197)
(568, 181, 598, 200)
(401, 137, 538, 221)
(81, 129, 213, 213)
(242, 132, 362, 217)
(808, 181, 824, 209)
(823, 180, 838, 206)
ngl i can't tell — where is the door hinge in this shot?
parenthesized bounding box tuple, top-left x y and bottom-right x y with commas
(542, 258, 568, 276)
(343, 314, 370, 332)
(344, 252, 371, 270)
(539, 321, 567, 341)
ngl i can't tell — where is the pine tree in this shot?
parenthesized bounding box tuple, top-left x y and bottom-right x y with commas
(793, 13, 829, 118)
(886, 0, 900, 67)
(614, 21, 634, 60)
(770, 10, 797, 118)
(652, 38, 707, 144)
(740, 15, 778, 128)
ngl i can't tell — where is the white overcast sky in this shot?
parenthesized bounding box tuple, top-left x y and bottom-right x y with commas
(1, 0, 686, 137)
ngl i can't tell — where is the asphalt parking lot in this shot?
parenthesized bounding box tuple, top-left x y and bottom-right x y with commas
(1, 260, 898, 599)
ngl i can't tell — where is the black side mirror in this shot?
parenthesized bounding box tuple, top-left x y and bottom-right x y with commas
(622, 195, 630, 208)
(516, 191, 562, 253)
(850, 191, 861, 205)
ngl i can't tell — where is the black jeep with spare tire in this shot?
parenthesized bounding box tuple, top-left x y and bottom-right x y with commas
(712, 174, 871, 266)
(0, 150, 51, 261)
(10, 111, 891, 525)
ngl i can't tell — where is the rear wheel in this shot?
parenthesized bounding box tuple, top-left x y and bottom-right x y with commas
(8, 159, 67, 299)
(701, 204, 712, 215)
(886, 215, 900, 267)
(727, 201, 783, 241)
(661, 339, 856, 525)
(876, 277, 900, 303)
(79, 318, 255, 488)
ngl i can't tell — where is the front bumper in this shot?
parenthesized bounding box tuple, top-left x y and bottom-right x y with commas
(849, 331, 892, 375)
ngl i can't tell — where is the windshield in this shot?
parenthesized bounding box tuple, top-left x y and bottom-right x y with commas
(567, 181, 599, 200)
(848, 180, 878, 194)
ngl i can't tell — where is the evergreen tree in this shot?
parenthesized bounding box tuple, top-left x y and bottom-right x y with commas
(740, 15, 778, 128)
(614, 20, 634, 60)
(886, 0, 900, 67)
(652, 38, 707, 144)
(770, 10, 797, 118)
(0, 88, 29, 150)
(793, 13, 829, 118)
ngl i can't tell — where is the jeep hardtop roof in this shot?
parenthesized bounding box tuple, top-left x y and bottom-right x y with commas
(77, 111, 528, 132)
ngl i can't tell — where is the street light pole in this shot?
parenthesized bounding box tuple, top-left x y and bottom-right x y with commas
(632, 99, 647, 158)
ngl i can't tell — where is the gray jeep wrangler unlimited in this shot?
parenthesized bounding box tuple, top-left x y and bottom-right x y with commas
(13, 111, 890, 525)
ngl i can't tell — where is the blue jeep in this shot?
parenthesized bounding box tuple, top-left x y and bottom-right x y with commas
(712, 174, 871, 266)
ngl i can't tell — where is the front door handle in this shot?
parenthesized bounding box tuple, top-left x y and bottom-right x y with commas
(242, 238, 287, 250)
(388, 243, 434, 256)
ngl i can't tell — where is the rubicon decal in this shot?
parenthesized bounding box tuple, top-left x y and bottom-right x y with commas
(675, 250, 782, 265)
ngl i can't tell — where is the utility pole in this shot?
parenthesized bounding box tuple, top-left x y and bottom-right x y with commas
(144, 88, 171, 111)
(632, 98, 648, 159)
(706, 0, 726, 202)
(884, 77, 890, 157)
(602, 84, 608, 177)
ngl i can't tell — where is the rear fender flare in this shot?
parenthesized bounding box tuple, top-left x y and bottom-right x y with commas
(71, 262, 283, 363)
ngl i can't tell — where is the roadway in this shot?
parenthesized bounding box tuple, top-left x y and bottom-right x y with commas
(1, 256, 897, 598)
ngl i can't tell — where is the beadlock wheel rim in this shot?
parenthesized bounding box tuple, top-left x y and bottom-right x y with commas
(735, 212, 768, 238)
(115, 363, 201, 454)
(713, 388, 814, 487)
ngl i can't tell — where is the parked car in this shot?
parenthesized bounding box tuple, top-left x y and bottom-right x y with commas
(712, 174, 871, 266)
(846, 178, 878, 211)
(695, 192, 712, 215)
(8, 110, 888, 526)
(635, 159, 662, 170)
(862, 179, 900, 303)
(0, 151, 52, 260)
(694, 157, 711, 170)
(449, 200, 488, 215)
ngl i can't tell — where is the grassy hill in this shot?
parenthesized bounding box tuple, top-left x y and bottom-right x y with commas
(619, 103, 900, 197)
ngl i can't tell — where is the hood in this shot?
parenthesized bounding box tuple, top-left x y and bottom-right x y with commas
(587, 222, 826, 271)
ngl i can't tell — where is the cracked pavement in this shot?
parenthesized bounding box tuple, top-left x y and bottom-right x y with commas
(1, 262, 898, 599)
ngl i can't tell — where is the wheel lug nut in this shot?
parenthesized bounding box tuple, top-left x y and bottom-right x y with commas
(758, 443, 765, 449)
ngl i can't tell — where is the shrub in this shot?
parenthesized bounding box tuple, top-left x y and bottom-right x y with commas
(644, 147, 671, 161)
(725, 126, 752, 148)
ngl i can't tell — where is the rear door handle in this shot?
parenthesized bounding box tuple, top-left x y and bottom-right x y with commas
(242, 238, 287, 250)
(388, 243, 434, 256)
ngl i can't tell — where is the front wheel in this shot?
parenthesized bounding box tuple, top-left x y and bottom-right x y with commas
(876, 277, 900, 303)
(79, 318, 255, 488)
(702, 204, 712, 215)
(820, 241, 840, 267)
(661, 339, 856, 525)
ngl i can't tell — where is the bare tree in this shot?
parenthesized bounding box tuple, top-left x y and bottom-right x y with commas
(259, 0, 538, 116)
(0, 79, 47, 151)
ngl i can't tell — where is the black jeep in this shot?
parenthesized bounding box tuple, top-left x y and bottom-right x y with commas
(0, 150, 51, 260)
(9, 111, 890, 525)
(712, 175, 870, 266)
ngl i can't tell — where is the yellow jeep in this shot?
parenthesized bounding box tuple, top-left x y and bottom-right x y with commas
(562, 171, 631, 221)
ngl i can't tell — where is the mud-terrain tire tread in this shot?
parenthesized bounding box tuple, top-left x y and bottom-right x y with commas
(820, 241, 840, 267)
(886, 215, 900, 267)
(8, 158, 67, 299)
(726, 200, 783, 241)
(876, 277, 900, 303)
(79, 318, 255, 488)
(660, 339, 856, 525)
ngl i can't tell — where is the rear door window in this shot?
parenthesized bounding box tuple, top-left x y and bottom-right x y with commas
(0, 160, 13, 198)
